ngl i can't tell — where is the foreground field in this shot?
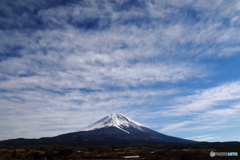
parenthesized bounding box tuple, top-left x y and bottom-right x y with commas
(0, 143, 239, 160)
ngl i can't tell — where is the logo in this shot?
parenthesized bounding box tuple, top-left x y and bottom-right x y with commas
(210, 151, 238, 157)
(210, 151, 215, 157)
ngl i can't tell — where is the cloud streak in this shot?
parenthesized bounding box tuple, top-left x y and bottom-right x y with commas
(1, 0, 240, 141)
(157, 81, 240, 139)
(187, 135, 221, 141)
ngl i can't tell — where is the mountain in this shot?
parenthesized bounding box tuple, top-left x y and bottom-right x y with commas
(79, 114, 146, 133)
(0, 114, 196, 145)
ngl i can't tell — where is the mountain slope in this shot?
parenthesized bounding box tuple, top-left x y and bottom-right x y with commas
(52, 114, 196, 144)
(0, 114, 197, 145)
(79, 114, 146, 133)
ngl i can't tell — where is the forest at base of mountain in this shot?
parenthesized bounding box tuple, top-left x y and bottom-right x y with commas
(1, 142, 240, 160)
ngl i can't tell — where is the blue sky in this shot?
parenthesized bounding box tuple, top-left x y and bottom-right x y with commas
(0, 0, 240, 142)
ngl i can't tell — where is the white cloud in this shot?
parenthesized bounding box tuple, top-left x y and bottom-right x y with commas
(159, 81, 240, 116)
(159, 121, 194, 132)
(0, 87, 176, 140)
(154, 81, 240, 135)
(187, 135, 221, 141)
(1, 0, 240, 141)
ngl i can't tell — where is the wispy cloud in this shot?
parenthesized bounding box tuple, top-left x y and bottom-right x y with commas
(163, 81, 240, 116)
(1, 0, 240, 141)
(156, 81, 240, 136)
(187, 135, 221, 141)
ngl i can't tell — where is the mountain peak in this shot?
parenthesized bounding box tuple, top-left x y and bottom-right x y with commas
(79, 114, 144, 134)
(0, 114, 197, 145)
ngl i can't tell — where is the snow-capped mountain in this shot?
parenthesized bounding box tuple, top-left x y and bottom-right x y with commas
(55, 113, 195, 144)
(79, 114, 145, 133)
(0, 114, 197, 145)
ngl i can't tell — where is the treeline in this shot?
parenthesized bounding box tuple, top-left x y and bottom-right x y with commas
(1, 143, 240, 160)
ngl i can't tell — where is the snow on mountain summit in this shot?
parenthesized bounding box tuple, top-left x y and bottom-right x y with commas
(79, 114, 145, 134)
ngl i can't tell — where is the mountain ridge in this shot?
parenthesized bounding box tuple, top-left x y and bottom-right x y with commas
(79, 114, 145, 134)
(0, 114, 197, 145)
